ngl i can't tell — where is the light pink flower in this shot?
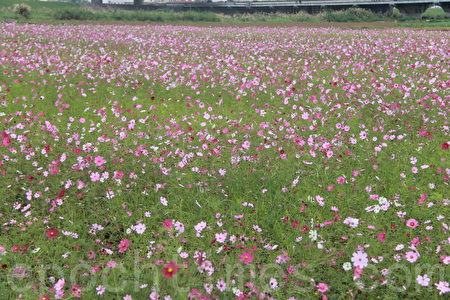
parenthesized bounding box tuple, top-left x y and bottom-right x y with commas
(96, 285, 106, 295)
(94, 156, 106, 167)
(435, 281, 449, 295)
(416, 274, 430, 287)
(406, 218, 419, 229)
(216, 279, 226, 292)
(405, 251, 419, 263)
(337, 176, 346, 184)
(317, 283, 328, 293)
(351, 251, 368, 269)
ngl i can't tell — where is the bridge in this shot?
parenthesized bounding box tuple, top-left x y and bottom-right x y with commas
(90, 0, 450, 16)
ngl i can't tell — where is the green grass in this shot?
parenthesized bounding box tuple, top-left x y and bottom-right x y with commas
(0, 0, 79, 19)
(0, 0, 77, 9)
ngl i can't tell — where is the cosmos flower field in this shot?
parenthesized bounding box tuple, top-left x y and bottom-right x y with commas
(0, 23, 449, 299)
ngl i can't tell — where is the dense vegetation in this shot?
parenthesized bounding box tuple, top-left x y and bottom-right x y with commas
(0, 23, 449, 299)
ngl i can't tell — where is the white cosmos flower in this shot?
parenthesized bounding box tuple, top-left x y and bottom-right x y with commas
(343, 262, 352, 271)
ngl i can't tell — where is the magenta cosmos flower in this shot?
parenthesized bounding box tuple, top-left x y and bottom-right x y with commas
(163, 219, 173, 229)
(45, 228, 59, 239)
(239, 252, 254, 264)
(118, 239, 130, 253)
(162, 261, 180, 278)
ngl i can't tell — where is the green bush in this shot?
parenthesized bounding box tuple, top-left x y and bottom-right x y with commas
(13, 3, 31, 18)
(325, 8, 378, 22)
(392, 7, 402, 18)
(291, 11, 318, 22)
(53, 8, 98, 20)
(422, 6, 448, 20)
(180, 10, 221, 22)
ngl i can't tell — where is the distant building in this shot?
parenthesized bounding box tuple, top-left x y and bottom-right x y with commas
(102, 0, 133, 3)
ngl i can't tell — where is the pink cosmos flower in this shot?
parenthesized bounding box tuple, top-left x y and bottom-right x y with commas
(441, 255, 450, 265)
(215, 232, 227, 243)
(216, 279, 227, 292)
(54, 278, 65, 291)
(0, 132, 11, 146)
(353, 266, 363, 279)
(406, 219, 419, 229)
(163, 219, 173, 229)
(90, 172, 100, 182)
(12, 266, 27, 278)
(134, 223, 146, 234)
(239, 252, 254, 264)
(160, 197, 168, 206)
(87, 250, 96, 260)
(418, 193, 427, 204)
(337, 176, 346, 184)
(405, 251, 419, 263)
(377, 232, 386, 242)
(435, 281, 449, 295)
(55, 290, 65, 299)
(317, 283, 328, 293)
(118, 239, 130, 253)
(106, 260, 117, 269)
(94, 156, 106, 167)
(114, 171, 124, 179)
(96, 285, 106, 295)
(71, 285, 82, 298)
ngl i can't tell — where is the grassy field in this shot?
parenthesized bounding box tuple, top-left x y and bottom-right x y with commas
(0, 0, 76, 9)
(0, 23, 449, 299)
(0, 0, 78, 19)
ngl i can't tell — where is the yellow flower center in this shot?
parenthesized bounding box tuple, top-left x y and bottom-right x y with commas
(168, 268, 173, 273)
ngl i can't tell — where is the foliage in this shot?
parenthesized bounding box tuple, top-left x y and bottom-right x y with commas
(325, 8, 378, 22)
(392, 7, 402, 19)
(421, 6, 448, 20)
(53, 7, 98, 20)
(12, 3, 32, 18)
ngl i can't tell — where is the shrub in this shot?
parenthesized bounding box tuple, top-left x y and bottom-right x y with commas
(53, 8, 98, 20)
(291, 11, 318, 22)
(422, 6, 448, 20)
(392, 7, 402, 19)
(13, 3, 31, 19)
(325, 8, 378, 22)
(180, 10, 221, 22)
